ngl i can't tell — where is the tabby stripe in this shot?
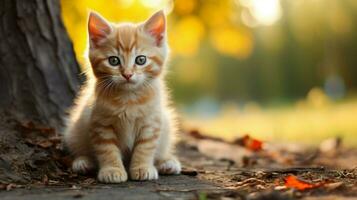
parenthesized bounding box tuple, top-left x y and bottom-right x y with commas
(128, 35, 137, 52)
(94, 148, 113, 155)
(92, 137, 119, 145)
(90, 57, 107, 67)
(144, 64, 162, 77)
(134, 134, 159, 147)
(144, 64, 153, 72)
(94, 127, 114, 133)
(149, 56, 163, 66)
(116, 31, 125, 52)
(133, 145, 157, 155)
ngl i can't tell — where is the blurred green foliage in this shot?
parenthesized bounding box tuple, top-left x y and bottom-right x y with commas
(168, 0, 357, 105)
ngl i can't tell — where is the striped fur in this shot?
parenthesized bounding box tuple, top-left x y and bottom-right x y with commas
(63, 11, 181, 183)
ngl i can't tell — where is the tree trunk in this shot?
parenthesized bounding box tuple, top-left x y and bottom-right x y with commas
(0, 0, 81, 130)
(0, 0, 81, 183)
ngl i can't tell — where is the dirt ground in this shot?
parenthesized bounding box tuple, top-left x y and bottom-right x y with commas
(0, 118, 356, 200)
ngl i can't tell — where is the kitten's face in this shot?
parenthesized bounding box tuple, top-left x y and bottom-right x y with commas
(88, 11, 167, 91)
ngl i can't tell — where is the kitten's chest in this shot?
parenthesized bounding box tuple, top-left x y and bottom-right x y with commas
(112, 105, 150, 150)
(104, 93, 160, 154)
(114, 104, 147, 127)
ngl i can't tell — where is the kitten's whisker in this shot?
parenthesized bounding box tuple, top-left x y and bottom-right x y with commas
(97, 78, 116, 97)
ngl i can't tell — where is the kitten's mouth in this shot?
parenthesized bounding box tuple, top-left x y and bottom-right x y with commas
(123, 80, 135, 84)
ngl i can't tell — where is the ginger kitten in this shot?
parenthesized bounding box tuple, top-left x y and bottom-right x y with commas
(64, 10, 181, 183)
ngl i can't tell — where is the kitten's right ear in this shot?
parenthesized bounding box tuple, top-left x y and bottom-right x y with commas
(144, 10, 166, 46)
(88, 11, 112, 45)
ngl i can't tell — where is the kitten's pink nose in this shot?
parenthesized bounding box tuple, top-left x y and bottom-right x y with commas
(122, 73, 133, 81)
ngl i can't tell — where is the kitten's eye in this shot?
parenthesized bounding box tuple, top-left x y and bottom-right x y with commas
(108, 56, 120, 66)
(135, 55, 147, 65)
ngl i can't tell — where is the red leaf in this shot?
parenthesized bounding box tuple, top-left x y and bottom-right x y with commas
(246, 137, 263, 151)
(234, 135, 263, 151)
(284, 175, 324, 191)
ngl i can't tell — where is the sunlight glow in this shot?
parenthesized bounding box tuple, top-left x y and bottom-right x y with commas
(117, 0, 134, 8)
(140, 0, 173, 14)
(240, 0, 282, 26)
(140, 0, 163, 8)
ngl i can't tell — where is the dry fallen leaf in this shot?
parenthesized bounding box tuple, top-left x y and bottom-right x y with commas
(284, 175, 324, 191)
(181, 168, 198, 176)
(188, 129, 223, 142)
(42, 175, 49, 185)
(21, 121, 56, 135)
(37, 140, 53, 148)
(325, 182, 344, 191)
(82, 178, 96, 185)
(197, 140, 252, 164)
(233, 135, 263, 152)
(0, 184, 6, 190)
(319, 137, 341, 154)
(6, 183, 16, 191)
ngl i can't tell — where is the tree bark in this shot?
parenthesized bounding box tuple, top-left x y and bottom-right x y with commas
(0, 0, 81, 183)
(0, 0, 82, 130)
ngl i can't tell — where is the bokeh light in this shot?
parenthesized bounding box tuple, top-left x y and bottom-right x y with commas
(239, 0, 282, 26)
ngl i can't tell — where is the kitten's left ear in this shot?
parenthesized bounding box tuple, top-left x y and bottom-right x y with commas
(144, 10, 166, 46)
(88, 11, 112, 46)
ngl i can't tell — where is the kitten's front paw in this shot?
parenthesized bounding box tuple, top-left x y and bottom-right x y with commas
(130, 165, 158, 181)
(157, 158, 181, 175)
(98, 166, 128, 183)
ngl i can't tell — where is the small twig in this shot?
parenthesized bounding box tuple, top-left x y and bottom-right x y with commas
(262, 166, 325, 174)
(181, 169, 198, 176)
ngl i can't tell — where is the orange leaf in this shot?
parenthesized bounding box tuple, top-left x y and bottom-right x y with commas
(284, 175, 324, 191)
(242, 135, 263, 151)
(232, 134, 263, 151)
